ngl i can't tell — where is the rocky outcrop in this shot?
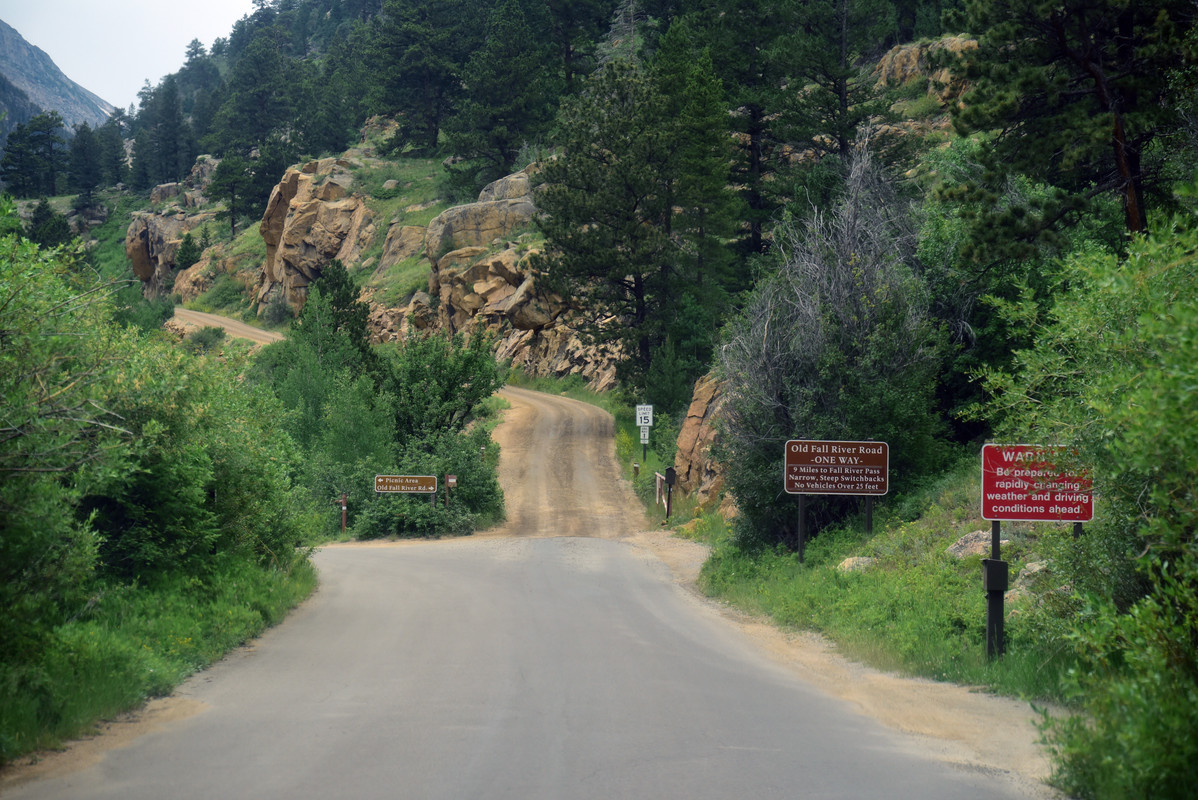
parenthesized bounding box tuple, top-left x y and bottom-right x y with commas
(873, 36, 977, 102)
(673, 373, 727, 509)
(256, 157, 375, 312)
(124, 210, 217, 297)
(398, 170, 619, 390)
(946, 530, 1008, 559)
(173, 255, 220, 304)
(424, 193, 536, 261)
(248, 156, 620, 390)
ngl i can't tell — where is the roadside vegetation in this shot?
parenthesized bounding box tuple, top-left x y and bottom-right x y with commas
(0, 207, 507, 764)
(0, 207, 319, 762)
(3, 0, 1196, 795)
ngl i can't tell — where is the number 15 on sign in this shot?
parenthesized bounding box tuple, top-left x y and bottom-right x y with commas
(636, 404, 653, 427)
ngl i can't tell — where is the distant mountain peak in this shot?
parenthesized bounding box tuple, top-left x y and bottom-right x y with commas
(0, 17, 116, 138)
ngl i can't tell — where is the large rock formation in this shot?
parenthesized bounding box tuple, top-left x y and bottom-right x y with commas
(873, 36, 977, 102)
(124, 209, 217, 297)
(673, 374, 727, 509)
(256, 157, 375, 312)
(360, 168, 619, 390)
(248, 155, 619, 390)
(423, 175, 536, 259)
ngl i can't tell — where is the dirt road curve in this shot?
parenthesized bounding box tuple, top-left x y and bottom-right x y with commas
(172, 308, 284, 345)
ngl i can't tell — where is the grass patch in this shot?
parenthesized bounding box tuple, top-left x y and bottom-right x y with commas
(699, 454, 1075, 701)
(506, 367, 630, 420)
(362, 254, 431, 307)
(0, 558, 315, 763)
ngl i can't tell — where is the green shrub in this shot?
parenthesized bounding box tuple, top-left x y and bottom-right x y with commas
(979, 205, 1198, 798)
(185, 325, 227, 354)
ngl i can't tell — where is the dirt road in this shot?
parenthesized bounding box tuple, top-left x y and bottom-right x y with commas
(491, 387, 1057, 797)
(172, 308, 284, 345)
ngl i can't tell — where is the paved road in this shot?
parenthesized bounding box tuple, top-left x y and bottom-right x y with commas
(4, 390, 1040, 799)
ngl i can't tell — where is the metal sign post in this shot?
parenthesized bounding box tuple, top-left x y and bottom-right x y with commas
(636, 404, 653, 463)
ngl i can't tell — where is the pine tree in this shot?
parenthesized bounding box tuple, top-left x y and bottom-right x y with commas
(68, 123, 102, 201)
(372, 0, 486, 154)
(686, 0, 801, 253)
(534, 50, 740, 389)
(951, 0, 1197, 234)
(443, 0, 559, 186)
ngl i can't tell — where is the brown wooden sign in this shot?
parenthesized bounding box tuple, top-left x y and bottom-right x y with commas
(375, 474, 438, 494)
(784, 440, 889, 496)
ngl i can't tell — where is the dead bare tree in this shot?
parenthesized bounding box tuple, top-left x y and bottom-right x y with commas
(716, 143, 945, 546)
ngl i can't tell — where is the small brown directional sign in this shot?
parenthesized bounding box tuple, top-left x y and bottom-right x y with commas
(784, 440, 889, 495)
(375, 474, 438, 493)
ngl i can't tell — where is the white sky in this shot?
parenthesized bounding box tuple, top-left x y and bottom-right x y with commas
(1, 0, 259, 112)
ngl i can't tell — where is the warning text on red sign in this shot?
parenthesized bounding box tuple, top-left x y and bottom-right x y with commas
(981, 445, 1093, 522)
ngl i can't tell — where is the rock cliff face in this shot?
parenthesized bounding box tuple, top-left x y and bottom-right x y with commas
(269, 159, 619, 391)
(124, 156, 221, 298)
(256, 157, 375, 312)
(673, 373, 728, 510)
(405, 171, 617, 390)
(873, 36, 977, 101)
(124, 209, 217, 297)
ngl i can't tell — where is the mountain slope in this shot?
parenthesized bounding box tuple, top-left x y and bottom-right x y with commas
(0, 18, 115, 137)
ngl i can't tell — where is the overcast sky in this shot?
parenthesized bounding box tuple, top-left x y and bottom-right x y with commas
(1, 0, 259, 112)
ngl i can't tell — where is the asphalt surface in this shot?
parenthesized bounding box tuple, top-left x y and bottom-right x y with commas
(4, 388, 1041, 799)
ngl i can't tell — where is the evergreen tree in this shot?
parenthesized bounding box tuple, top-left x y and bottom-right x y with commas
(784, 0, 894, 158)
(534, 53, 740, 389)
(951, 0, 1197, 235)
(25, 199, 73, 248)
(686, 0, 800, 253)
(205, 35, 294, 154)
(372, 0, 485, 153)
(147, 76, 192, 183)
(208, 154, 254, 237)
(175, 232, 201, 271)
(0, 122, 37, 197)
(443, 0, 559, 185)
(96, 111, 129, 187)
(68, 123, 103, 201)
(543, 0, 614, 91)
(129, 128, 153, 190)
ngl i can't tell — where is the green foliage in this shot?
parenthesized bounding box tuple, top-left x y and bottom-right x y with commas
(207, 154, 254, 238)
(697, 454, 1068, 698)
(197, 273, 248, 312)
(916, 137, 1125, 437)
(0, 112, 66, 198)
(372, 0, 487, 153)
(24, 198, 73, 248)
(442, 0, 559, 188)
(0, 559, 316, 763)
(717, 148, 948, 548)
(950, 0, 1196, 234)
(533, 50, 740, 394)
(184, 325, 227, 354)
(385, 330, 507, 439)
(175, 232, 201, 271)
(977, 203, 1198, 798)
